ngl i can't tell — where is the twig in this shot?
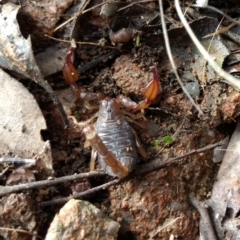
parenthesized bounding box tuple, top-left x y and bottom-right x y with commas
(77, 50, 120, 74)
(158, 0, 204, 116)
(183, 0, 195, 15)
(0, 166, 9, 178)
(38, 139, 224, 207)
(138, 139, 224, 175)
(37, 77, 69, 128)
(45, 34, 116, 49)
(191, 4, 240, 26)
(190, 198, 217, 240)
(0, 157, 36, 165)
(0, 171, 105, 197)
(148, 217, 181, 239)
(117, 0, 157, 12)
(175, 0, 240, 91)
(0, 140, 223, 199)
(203, 22, 237, 38)
(39, 178, 121, 207)
(54, 0, 91, 32)
(0, 227, 43, 239)
(201, 12, 225, 87)
(54, 0, 113, 32)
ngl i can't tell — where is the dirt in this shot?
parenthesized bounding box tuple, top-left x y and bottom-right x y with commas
(0, 0, 239, 239)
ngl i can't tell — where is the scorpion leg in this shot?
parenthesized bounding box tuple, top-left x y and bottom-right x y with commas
(69, 112, 99, 172)
(69, 111, 98, 129)
(90, 149, 98, 171)
(116, 66, 161, 111)
(125, 114, 159, 137)
(131, 128, 149, 159)
(83, 125, 129, 179)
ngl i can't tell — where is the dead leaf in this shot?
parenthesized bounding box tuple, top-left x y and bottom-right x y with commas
(36, 45, 68, 77)
(207, 121, 240, 219)
(0, 3, 67, 127)
(0, 69, 53, 176)
(68, 0, 91, 41)
(35, 0, 91, 76)
(100, 2, 125, 18)
(19, 0, 74, 42)
(148, 17, 230, 84)
(101, 2, 159, 31)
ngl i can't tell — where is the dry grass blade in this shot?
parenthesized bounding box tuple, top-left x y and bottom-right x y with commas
(175, 0, 240, 91)
(0, 227, 43, 239)
(54, 0, 113, 33)
(201, 14, 225, 87)
(158, 0, 204, 116)
(148, 217, 181, 240)
(45, 34, 116, 49)
(203, 22, 237, 39)
(54, 0, 91, 32)
(117, 0, 157, 12)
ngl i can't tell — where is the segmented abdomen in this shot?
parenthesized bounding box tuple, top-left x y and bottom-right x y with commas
(95, 118, 137, 176)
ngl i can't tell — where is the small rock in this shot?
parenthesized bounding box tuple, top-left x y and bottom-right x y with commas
(45, 199, 120, 240)
(221, 90, 240, 122)
(184, 80, 200, 97)
(165, 96, 176, 105)
(0, 193, 36, 240)
(6, 167, 35, 185)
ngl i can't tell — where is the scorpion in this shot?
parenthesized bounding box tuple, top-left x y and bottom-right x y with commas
(63, 47, 161, 178)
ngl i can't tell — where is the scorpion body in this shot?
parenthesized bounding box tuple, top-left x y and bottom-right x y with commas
(63, 46, 161, 178)
(95, 98, 138, 177)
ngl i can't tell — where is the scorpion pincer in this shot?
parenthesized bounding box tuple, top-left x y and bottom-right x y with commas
(63, 47, 161, 178)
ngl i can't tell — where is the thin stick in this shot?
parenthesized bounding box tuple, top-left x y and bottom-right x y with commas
(0, 171, 105, 197)
(45, 35, 116, 49)
(175, 0, 240, 91)
(77, 50, 120, 74)
(54, 0, 91, 32)
(138, 139, 225, 175)
(117, 0, 157, 12)
(37, 77, 69, 128)
(203, 22, 236, 39)
(0, 157, 36, 165)
(158, 0, 204, 115)
(201, 12, 226, 87)
(0, 227, 43, 239)
(190, 198, 217, 240)
(38, 139, 224, 206)
(54, 0, 113, 32)
(191, 4, 240, 26)
(0, 140, 224, 199)
(149, 217, 181, 239)
(39, 178, 121, 207)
